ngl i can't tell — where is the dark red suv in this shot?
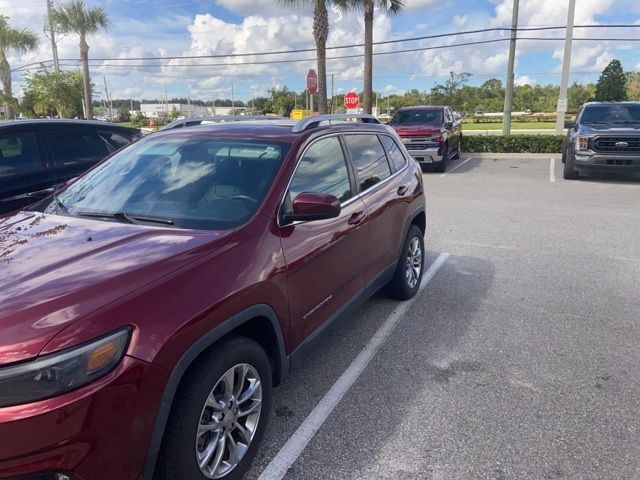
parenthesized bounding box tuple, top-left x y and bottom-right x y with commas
(0, 115, 426, 480)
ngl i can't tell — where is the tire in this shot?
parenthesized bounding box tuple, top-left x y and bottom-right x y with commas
(452, 138, 461, 159)
(385, 225, 425, 300)
(434, 145, 448, 173)
(155, 336, 272, 480)
(563, 149, 579, 180)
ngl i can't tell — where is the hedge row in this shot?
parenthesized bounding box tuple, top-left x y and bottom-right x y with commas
(462, 135, 565, 154)
(465, 115, 576, 124)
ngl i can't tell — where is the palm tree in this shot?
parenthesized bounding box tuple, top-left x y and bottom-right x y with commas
(0, 16, 38, 119)
(279, 0, 335, 114)
(52, 0, 110, 119)
(339, 0, 404, 114)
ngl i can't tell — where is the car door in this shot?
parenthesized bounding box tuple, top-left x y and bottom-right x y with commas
(42, 124, 111, 185)
(279, 135, 369, 348)
(0, 127, 53, 215)
(343, 133, 412, 287)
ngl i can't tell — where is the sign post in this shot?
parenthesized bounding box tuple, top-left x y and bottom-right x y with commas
(344, 91, 360, 110)
(307, 69, 318, 113)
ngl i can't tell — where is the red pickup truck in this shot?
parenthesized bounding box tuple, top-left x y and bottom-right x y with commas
(389, 105, 462, 172)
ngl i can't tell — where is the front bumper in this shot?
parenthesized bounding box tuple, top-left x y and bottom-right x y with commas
(0, 357, 167, 480)
(572, 152, 640, 172)
(405, 146, 444, 164)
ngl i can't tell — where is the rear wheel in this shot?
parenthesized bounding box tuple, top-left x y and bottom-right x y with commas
(385, 225, 425, 300)
(156, 336, 272, 480)
(452, 138, 461, 159)
(563, 148, 579, 180)
(434, 144, 448, 173)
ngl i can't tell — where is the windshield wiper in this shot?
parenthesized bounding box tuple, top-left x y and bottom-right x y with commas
(76, 210, 174, 226)
(54, 195, 69, 214)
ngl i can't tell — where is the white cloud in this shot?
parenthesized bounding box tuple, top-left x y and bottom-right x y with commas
(515, 75, 535, 86)
(452, 15, 468, 28)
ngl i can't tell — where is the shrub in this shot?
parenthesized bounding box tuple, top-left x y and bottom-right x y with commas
(462, 135, 564, 153)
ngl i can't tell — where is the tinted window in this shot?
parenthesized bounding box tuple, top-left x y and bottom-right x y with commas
(390, 109, 443, 126)
(380, 135, 407, 171)
(580, 105, 640, 124)
(0, 131, 42, 180)
(100, 131, 136, 150)
(289, 136, 352, 203)
(45, 128, 110, 167)
(344, 134, 391, 192)
(46, 137, 288, 230)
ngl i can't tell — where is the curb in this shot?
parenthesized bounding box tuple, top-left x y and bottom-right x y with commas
(463, 152, 558, 159)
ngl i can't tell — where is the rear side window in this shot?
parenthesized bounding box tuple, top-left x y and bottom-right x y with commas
(0, 131, 42, 180)
(45, 128, 110, 167)
(289, 136, 352, 203)
(99, 131, 136, 150)
(380, 135, 407, 171)
(344, 134, 391, 192)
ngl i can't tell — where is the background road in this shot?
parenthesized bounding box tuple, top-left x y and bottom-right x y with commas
(246, 156, 640, 480)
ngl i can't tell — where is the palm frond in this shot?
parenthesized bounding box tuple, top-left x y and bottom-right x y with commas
(52, 0, 110, 36)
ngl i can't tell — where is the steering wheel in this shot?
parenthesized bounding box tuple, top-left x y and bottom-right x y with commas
(228, 195, 259, 207)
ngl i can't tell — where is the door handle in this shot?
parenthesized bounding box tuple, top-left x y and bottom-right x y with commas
(348, 211, 366, 225)
(397, 185, 408, 196)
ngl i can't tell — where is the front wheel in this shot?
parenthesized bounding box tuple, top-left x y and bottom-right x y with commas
(434, 145, 448, 173)
(155, 336, 272, 480)
(452, 138, 461, 159)
(385, 225, 425, 300)
(563, 149, 579, 180)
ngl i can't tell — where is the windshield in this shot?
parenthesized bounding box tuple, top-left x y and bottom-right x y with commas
(390, 109, 443, 126)
(580, 104, 640, 124)
(42, 135, 289, 230)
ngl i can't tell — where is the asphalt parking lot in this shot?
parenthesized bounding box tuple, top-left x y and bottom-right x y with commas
(246, 155, 640, 480)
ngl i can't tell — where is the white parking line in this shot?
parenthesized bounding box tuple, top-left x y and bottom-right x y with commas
(549, 158, 556, 183)
(440, 157, 473, 177)
(257, 253, 450, 480)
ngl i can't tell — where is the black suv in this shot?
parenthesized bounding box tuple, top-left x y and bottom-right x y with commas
(0, 119, 141, 214)
(563, 102, 640, 179)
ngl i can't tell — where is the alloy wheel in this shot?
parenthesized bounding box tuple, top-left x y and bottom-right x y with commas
(195, 363, 263, 479)
(405, 237, 423, 289)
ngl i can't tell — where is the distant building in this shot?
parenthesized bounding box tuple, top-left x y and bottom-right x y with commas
(210, 106, 248, 115)
(139, 103, 210, 118)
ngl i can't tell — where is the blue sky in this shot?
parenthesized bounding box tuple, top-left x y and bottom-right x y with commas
(3, 0, 640, 101)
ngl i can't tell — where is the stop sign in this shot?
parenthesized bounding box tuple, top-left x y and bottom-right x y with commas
(306, 69, 318, 95)
(344, 91, 360, 109)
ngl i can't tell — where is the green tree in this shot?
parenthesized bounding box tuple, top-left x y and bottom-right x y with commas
(118, 105, 131, 122)
(0, 15, 38, 119)
(22, 70, 85, 118)
(339, 0, 404, 114)
(280, 0, 343, 114)
(429, 72, 472, 110)
(567, 81, 595, 111)
(626, 72, 640, 101)
(52, 0, 110, 119)
(595, 59, 627, 102)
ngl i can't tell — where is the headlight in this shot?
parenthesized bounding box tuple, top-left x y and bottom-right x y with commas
(0, 328, 130, 408)
(576, 136, 590, 151)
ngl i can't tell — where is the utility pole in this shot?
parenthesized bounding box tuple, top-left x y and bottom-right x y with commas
(330, 74, 334, 114)
(103, 76, 111, 120)
(46, 0, 60, 73)
(251, 87, 255, 111)
(556, 0, 576, 134)
(502, 0, 519, 135)
(231, 81, 235, 109)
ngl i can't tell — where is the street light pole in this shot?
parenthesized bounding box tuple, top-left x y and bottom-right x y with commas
(556, 0, 576, 134)
(502, 0, 519, 136)
(46, 0, 60, 73)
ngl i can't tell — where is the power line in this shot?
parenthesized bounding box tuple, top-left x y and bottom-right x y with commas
(11, 23, 640, 72)
(50, 23, 640, 62)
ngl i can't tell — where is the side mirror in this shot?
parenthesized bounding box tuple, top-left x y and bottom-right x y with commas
(564, 120, 575, 129)
(283, 192, 341, 224)
(446, 121, 453, 129)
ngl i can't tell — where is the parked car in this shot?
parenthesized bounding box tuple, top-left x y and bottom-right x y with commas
(562, 102, 640, 179)
(0, 119, 141, 215)
(388, 105, 462, 172)
(162, 115, 286, 131)
(0, 114, 426, 480)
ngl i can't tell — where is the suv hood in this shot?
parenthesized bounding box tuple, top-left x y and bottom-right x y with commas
(392, 125, 443, 136)
(0, 212, 232, 365)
